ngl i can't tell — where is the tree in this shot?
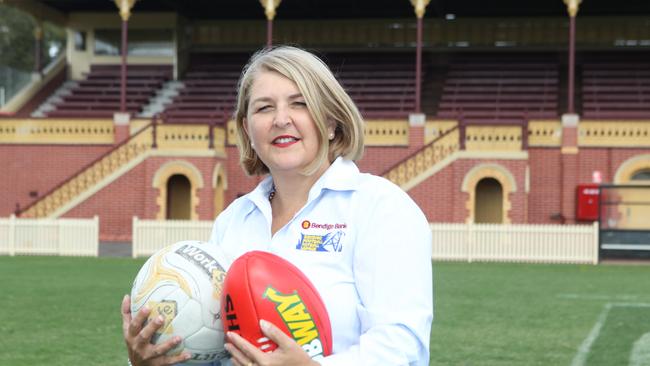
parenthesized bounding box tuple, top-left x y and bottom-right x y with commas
(0, 4, 36, 72)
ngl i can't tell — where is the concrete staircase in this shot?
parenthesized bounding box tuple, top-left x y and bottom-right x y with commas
(139, 80, 184, 118)
(31, 81, 79, 117)
(383, 126, 460, 190)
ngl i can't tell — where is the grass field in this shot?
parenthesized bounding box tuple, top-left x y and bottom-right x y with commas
(1, 256, 649, 366)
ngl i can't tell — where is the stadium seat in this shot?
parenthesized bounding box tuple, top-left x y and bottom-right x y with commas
(581, 59, 650, 119)
(435, 55, 560, 124)
(44, 64, 172, 118)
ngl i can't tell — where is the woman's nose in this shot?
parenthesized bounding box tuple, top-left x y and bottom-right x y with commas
(272, 105, 292, 128)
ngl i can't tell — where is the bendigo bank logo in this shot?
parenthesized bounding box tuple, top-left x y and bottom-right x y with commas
(297, 220, 346, 252)
(301, 220, 347, 231)
(263, 287, 325, 360)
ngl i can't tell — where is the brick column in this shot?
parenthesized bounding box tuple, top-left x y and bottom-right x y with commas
(409, 113, 426, 150)
(560, 113, 579, 224)
(113, 113, 131, 144)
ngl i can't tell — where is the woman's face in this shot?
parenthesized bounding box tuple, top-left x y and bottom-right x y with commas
(245, 71, 331, 176)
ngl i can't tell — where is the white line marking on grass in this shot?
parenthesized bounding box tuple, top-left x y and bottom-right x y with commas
(570, 303, 650, 366)
(558, 293, 639, 301)
(570, 303, 612, 366)
(630, 332, 650, 366)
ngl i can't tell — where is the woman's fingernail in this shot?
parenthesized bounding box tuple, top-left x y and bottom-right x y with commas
(259, 319, 269, 331)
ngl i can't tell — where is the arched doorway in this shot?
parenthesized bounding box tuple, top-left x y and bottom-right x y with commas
(166, 174, 191, 220)
(475, 178, 503, 223)
(214, 175, 225, 217)
(152, 160, 204, 221)
(212, 163, 228, 218)
(462, 163, 517, 224)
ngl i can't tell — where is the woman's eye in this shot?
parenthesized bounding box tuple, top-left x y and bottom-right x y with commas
(293, 101, 307, 107)
(256, 105, 271, 112)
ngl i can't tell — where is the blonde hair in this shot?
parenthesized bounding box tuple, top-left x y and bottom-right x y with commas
(234, 46, 365, 176)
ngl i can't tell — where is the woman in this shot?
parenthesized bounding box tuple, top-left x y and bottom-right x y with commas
(122, 46, 433, 366)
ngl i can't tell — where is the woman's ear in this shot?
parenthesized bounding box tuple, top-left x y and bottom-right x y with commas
(327, 119, 336, 140)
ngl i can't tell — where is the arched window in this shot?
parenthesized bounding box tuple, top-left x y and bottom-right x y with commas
(475, 178, 503, 224)
(166, 174, 191, 220)
(631, 169, 650, 181)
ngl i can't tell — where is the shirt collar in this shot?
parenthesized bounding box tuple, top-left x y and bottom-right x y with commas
(244, 157, 361, 214)
(242, 175, 274, 218)
(310, 156, 361, 194)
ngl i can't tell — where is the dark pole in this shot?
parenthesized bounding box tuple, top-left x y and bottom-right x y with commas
(411, 0, 430, 114)
(120, 19, 128, 113)
(415, 16, 423, 114)
(208, 120, 215, 149)
(34, 25, 42, 74)
(263, 1, 280, 48)
(152, 115, 158, 149)
(568, 14, 576, 114)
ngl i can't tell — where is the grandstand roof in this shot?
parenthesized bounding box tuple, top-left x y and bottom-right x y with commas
(32, 0, 650, 19)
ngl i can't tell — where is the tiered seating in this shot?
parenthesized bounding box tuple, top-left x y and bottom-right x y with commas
(162, 54, 246, 124)
(46, 65, 172, 118)
(163, 52, 417, 123)
(328, 53, 418, 119)
(581, 61, 650, 119)
(437, 56, 558, 123)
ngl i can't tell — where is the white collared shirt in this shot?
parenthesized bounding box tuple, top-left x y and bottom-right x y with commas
(209, 157, 433, 366)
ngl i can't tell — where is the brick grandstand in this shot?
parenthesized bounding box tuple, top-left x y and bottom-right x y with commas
(2, 0, 650, 247)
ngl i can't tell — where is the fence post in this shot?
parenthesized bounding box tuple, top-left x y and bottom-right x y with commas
(467, 222, 474, 263)
(94, 215, 100, 257)
(592, 221, 599, 265)
(57, 217, 63, 256)
(9, 214, 16, 256)
(132, 216, 138, 258)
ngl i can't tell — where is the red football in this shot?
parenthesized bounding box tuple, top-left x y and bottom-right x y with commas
(221, 251, 332, 360)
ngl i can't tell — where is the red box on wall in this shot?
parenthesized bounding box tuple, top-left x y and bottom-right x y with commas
(576, 184, 600, 221)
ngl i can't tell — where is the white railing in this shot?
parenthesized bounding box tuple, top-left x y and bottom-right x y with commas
(0, 215, 99, 257)
(132, 217, 213, 258)
(431, 222, 599, 264)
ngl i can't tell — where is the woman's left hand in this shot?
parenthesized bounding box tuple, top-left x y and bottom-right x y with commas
(225, 319, 320, 366)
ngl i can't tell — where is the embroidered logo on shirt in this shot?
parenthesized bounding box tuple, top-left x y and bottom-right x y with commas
(296, 231, 344, 252)
(297, 220, 347, 252)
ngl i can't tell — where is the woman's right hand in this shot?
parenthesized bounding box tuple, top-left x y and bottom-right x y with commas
(121, 294, 192, 366)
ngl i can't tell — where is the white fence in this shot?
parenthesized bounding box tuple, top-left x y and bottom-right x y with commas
(431, 222, 599, 264)
(0, 216, 599, 263)
(132, 217, 213, 258)
(0, 215, 99, 256)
